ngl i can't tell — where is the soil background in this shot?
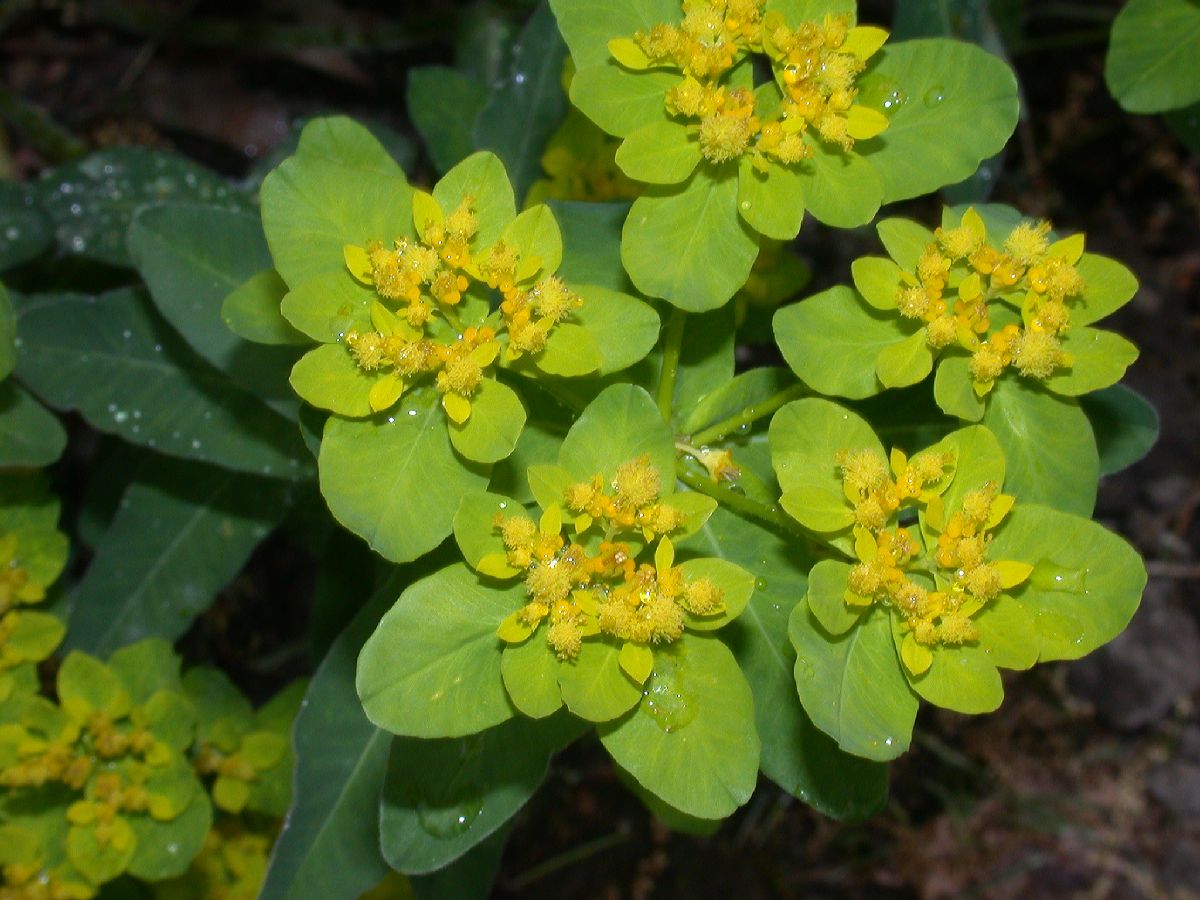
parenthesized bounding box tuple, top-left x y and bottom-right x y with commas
(3, 1, 1197, 897)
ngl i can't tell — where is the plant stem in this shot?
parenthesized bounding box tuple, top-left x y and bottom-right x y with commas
(657, 307, 687, 424)
(506, 826, 630, 891)
(675, 461, 801, 537)
(689, 382, 808, 446)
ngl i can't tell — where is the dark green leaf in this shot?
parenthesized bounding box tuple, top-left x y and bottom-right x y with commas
(13, 289, 313, 480)
(63, 455, 287, 657)
(408, 67, 491, 174)
(0, 381, 66, 467)
(127, 204, 301, 419)
(36, 148, 243, 267)
(380, 713, 582, 874)
(473, 3, 569, 202)
(1080, 384, 1159, 475)
(260, 577, 402, 900)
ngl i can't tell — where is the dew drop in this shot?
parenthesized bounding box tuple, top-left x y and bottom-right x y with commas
(923, 85, 946, 108)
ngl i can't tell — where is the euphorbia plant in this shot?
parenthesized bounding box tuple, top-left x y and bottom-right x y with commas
(0, 0, 1161, 895)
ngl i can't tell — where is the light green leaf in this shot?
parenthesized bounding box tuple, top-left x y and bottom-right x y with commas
(929, 424, 1005, 521)
(37, 147, 244, 267)
(569, 65, 676, 137)
(765, 0, 856, 22)
(260, 117, 412, 288)
(572, 285, 659, 374)
(933, 354, 985, 421)
(319, 389, 490, 563)
(598, 636, 759, 819)
(735, 156, 806, 240)
(501, 637, 563, 718)
(876, 329, 933, 389)
(774, 287, 912, 400)
(453, 491, 524, 572)
(805, 560, 864, 636)
(1044, 327, 1139, 397)
(13, 288, 312, 480)
(1081, 384, 1159, 476)
(1074, 253, 1139, 326)
(501, 204, 563, 278)
(58, 652, 131, 719)
(677, 558, 754, 631)
(449, 379, 526, 464)
(127, 204, 300, 418)
(989, 503, 1146, 662)
(559, 383, 675, 485)
(895, 612, 1003, 715)
(433, 152, 516, 251)
(876, 217, 935, 271)
(857, 39, 1018, 202)
(982, 378, 1098, 515)
(789, 602, 918, 761)
(851, 256, 903, 310)
(63, 455, 285, 658)
(0, 382, 67, 467)
(108, 639, 182, 703)
(549, 0, 680, 70)
(617, 121, 702, 185)
(622, 172, 759, 311)
(357, 564, 516, 738)
(796, 140, 881, 228)
(380, 713, 582, 875)
(289, 343, 374, 418)
(557, 638, 642, 722)
(770, 396, 882, 498)
(682, 366, 792, 435)
(128, 784, 211, 880)
(700, 507, 889, 821)
(534, 322, 603, 377)
(281, 272, 373, 343)
(1105, 0, 1200, 114)
(222, 270, 307, 346)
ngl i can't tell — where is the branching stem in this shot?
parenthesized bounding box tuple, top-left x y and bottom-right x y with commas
(689, 382, 808, 446)
(657, 307, 687, 424)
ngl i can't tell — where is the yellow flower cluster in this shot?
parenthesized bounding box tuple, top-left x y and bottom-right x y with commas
(895, 209, 1087, 394)
(562, 454, 688, 538)
(343, 194, 584, 421)
(615, 0, 889, 168)
(837, 446, 953, 531)
(492, 458, 721, 660)
(836, 441, 1032, 674)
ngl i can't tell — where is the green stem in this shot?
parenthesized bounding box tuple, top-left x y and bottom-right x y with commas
(675, 461, 802, 538)
(689, 383, 808, 446)
(657, 307, 687, 424)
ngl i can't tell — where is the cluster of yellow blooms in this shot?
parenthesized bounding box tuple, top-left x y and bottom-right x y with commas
(342, 194, 583, 422)
(837, 445, 1031, 673)
(895, 210, 1087, 394)
(0, 699, 183, 897)
(493, 457, 723, 660)
(613, 0, 889, 168)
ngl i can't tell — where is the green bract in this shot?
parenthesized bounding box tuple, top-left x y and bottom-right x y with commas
(549, 0, 1019, 309)
(769, 398, 1145, 761)
(775, 204, 1139, 512)
(358, 384, 760, 821)
(258, 118, 658, 562)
